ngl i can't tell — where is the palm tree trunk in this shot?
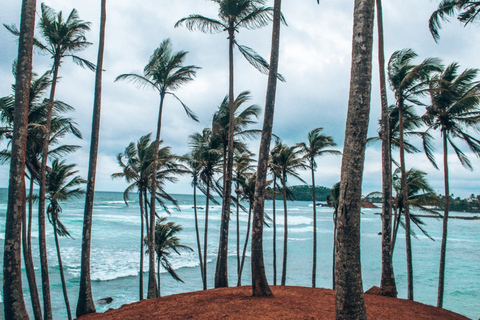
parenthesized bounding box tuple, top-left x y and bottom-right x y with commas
(311, 164, 317, 288)
(3, 2, 35, 319)
(38, 56, 60, 320)
(437, 130, 449, 308)
(332, 207, 337, 290)
(251, 0, 283, 296)
(391, 201, 401, 255)
(203, 181, 211, 290)
(281, 175, 288, 286)
(53, 220, 72, 320)
(335, 0, 374, 318)
(237, 200, 252, 286)
(23, 177, 42, 320)
(77, 1, 106, 315)
(272, 179, 277, 286)
(398, 97, 414, 301)
(215, 26, 236, 289)
(376, 0, 397, 298)
(157, 258, 161, 297)
(148, 93, 165, 299)
(193, 182, 205, 288)
(236, 186, 241, 284)
(139, 190, 145, 300)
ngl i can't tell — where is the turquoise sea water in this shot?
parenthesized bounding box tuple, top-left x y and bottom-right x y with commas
(0, 188, 479, 319)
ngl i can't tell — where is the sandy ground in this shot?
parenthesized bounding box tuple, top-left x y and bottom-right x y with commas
(77, 286, 470, 320)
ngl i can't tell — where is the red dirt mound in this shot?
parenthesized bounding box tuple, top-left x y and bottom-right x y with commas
(78, 286, 469, 320)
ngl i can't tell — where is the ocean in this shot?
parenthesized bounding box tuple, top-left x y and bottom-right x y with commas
(0, 188, 479, 319)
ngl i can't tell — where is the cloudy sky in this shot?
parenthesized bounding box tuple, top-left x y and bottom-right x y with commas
(1, 0, 479, 197)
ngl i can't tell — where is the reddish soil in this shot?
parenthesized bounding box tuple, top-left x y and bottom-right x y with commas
(78, 286, 469, 320)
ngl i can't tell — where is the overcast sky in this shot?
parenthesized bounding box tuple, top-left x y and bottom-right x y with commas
(1, 0, 479, 198)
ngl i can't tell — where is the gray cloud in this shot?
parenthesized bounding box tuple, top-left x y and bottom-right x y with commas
(1, 0, 479, 197)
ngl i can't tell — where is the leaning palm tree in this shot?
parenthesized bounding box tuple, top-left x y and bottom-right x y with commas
(7, 5, 95, 318)
(2, 0, 36, 317)
(297, 127, 340, 288)
(77, 0, 107, 316)
(429, 0, 480, 42)
(46, 159, 86, 320)
(250, 0, 285, 296)
(387, 48, 442, 300)
(422, 62, 480, 307)
(116, 38, 199, 298)
(176, 1, 280, 287)
(151, 217, 193, 297)
(271, 141, 306, 286)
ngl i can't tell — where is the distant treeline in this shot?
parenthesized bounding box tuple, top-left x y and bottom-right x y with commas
(266, 185, 331, 201)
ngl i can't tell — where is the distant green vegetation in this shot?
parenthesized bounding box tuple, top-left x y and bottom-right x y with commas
(266, 185, 331, 201)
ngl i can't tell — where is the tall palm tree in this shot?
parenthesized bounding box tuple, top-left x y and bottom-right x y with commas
(271, 142, 306, 286)
(251, 0, 284, 295)
(176, 1, 279, 287)
(116, 38, 199, 298)
(46, 159, 86, 320)
(297, 127, 340, 288)
(429, 0, 480, 42)
(422, 62, 480, 307)
(12, 5, 95, 318)
(268, 155, 280, 286)
(77, 0, 107, 316)
(1, 67, 81, 320)
(189, 128, 223, 290)
(375, 0, 397, 298)
(2, 0, 36, 318)
(335, 1, 374, 318)
(152, 217, 193, 297)
(387, 48, 442, 300)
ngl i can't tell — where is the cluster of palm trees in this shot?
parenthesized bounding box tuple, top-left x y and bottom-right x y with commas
(3, 0, 480, 319)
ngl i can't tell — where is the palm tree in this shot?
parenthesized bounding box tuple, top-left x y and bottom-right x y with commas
(232, 152, 255, 284)
(112, 134, 154, 301)
(422, 62, 480, 307)
(116, 38, 199, 298)
(326, 182, 340, 290)
(189, 128, 223, 289)
(182, 153, 205, 288)
(237, 172, 257, 286)
(77, 0, 107, 316)
(270, 142, 306, 286)
(46, 159, 86, 320)
(334, 1, 374, 318)
(176, 1, 279, 287)
(152, 217, 193, 297)
(18, 5, 94, 317)
(2, 0, 36, 318)
(113, 134, 185, 298)
(251, 0, 284, 295)
(297, 127, 340, 288)
(429, 0, 480, 42)
(1, 67, 81, 320)
(387, 48, 442, 300)
(390, 168, 441, 254)
(375, 0, 397, 298)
